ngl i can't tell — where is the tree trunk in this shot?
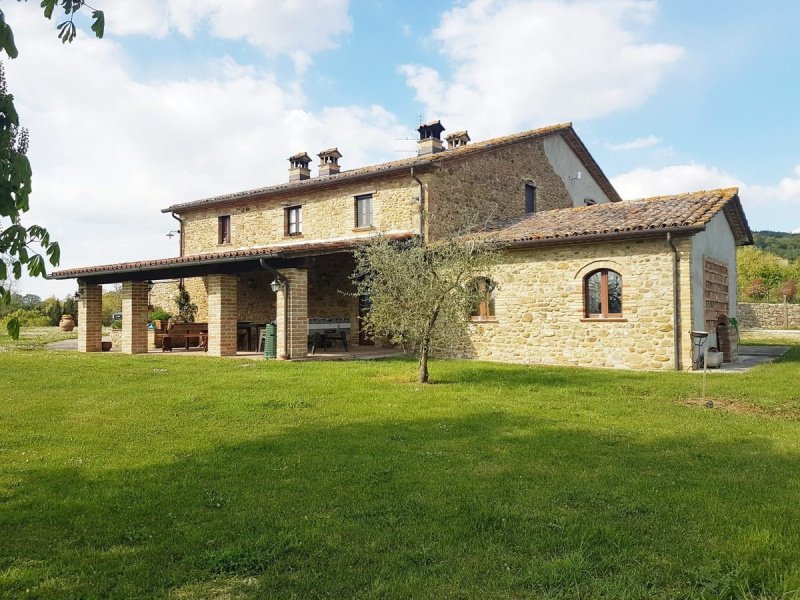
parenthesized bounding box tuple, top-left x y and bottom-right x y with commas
(417, 306, 441, 384)
(418, 340, 429, 383)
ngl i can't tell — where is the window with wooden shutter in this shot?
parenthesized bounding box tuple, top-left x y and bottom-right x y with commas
(355, 194, 373, 228)
(286, 206, 302, 236)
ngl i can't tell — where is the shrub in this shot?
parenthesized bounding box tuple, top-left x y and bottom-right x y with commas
(746, 278, 769, 301)
(778, 279, 798, 302)
(175, 287, 197, 323)
(110, 320, 122, 330)
(61, 296, 78, 324)
(101, 286, 122, 326)
(38, 297, 63, 326)
(1, 309, 51, 327)
(149, 307, 172, 322)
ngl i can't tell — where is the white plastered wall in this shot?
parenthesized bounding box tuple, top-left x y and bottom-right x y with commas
(543, 135, 612, 207)
(689, 211, 738, 348)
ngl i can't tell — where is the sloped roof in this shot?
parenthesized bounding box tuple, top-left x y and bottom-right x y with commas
(162, 122, 621, 213)
(49, 232, 416, 281)
(479, 188, 752, 247)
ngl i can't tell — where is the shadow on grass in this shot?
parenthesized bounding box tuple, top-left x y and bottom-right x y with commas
(2, 411, 799, 599)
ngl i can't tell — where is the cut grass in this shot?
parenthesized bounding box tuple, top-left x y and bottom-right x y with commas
(1, 331, 799, 598)
(0, 326, 77, 352)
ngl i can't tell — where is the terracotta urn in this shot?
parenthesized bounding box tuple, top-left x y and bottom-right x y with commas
(59, 314, 75, 332)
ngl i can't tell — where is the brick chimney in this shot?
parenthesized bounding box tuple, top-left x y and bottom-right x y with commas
(317, 148, 342, 176)
(417, 120, 445, 156)
(445, 130, 470, 149)
(288, 152, 311, 181)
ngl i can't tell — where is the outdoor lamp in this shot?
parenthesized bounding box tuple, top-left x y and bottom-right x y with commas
(270, 279, 284, 293)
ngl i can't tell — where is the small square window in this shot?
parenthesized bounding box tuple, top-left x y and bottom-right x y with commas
(286, 205, 302, 236)
(525, 184, 536, 214)
(218, 215, 231, 244)
(355, 194, 373, 228)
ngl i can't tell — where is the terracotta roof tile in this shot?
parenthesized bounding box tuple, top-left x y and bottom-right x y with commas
(162, 122, 621, 212)
(50, 232, 416, 280)
(479, 188, 752, 246)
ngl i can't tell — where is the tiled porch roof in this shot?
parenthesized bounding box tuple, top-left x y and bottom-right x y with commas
(479, 188, 752, 247)
(50, 232, 416, 280)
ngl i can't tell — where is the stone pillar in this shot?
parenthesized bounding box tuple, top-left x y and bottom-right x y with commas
(207, 274, 238, 357)
(276, 268, 308, 359)
(121, 281, 150, 354)
(77, 282, 102, 352)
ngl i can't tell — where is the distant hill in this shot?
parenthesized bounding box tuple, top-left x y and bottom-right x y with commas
(753, 231, 800, 261)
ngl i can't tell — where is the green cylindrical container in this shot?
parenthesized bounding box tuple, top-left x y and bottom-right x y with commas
(263, 323, 277, 359)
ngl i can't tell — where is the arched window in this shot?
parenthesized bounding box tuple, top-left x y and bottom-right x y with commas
(584, 269, 622, 318)
(469, 277, 497, 319)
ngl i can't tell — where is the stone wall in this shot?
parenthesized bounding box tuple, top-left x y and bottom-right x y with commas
(738, 302, 800, 329)
(183, 277, 209, 321)
(426, 138, 573, 239)
(149, 280, 180, 315)
(448, 237, 694, 371)
(181, 176, 421, 256)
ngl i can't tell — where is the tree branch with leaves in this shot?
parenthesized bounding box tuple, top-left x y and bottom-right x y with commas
(0, 0, 104, 338)
(352, 220, 501, 383)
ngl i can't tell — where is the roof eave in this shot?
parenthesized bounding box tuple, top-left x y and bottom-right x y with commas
(501, 225, 705, 250)
(161, 162, 436, 214)
(50, 232, 418, 281)
(724, 193, 754, 246)
(560, 128, 622, 203)
(161, 122, 580, 214)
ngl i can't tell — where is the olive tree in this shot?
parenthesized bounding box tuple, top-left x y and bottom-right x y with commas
(352, 228, 500, 384)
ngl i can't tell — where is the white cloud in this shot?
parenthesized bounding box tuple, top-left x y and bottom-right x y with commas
(99, 0, 352, 63)
(612, 163, 740, 200)
(611, 163, 800, 233)
(606, 134, 662, 151)
(1, 4, 403, 298)
(400, 0, 683, 138)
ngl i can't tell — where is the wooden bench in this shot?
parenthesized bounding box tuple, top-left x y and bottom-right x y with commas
(156, 322, 208, 352)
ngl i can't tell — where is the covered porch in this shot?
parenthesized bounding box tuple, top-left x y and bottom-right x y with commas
(50, 236, 410, 359)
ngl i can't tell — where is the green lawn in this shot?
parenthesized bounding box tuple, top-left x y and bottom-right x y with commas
(0, 326, 77, 351)
(1, 331, 800, 598)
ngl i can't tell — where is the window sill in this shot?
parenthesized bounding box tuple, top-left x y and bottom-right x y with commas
(580, 317, 628, 323)
(353, 226, 375, 232)
(470, 316, 498, 323)
(284, 233, 304, 239)
(217, 241, 232, 247)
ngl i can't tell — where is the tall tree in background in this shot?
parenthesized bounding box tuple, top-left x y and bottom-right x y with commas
(0, 1, 104, 338)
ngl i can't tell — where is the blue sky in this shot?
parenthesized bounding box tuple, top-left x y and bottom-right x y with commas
(2, 0, 799, 297)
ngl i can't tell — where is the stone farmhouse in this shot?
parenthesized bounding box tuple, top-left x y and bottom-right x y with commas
(51, 121, 752, 370)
